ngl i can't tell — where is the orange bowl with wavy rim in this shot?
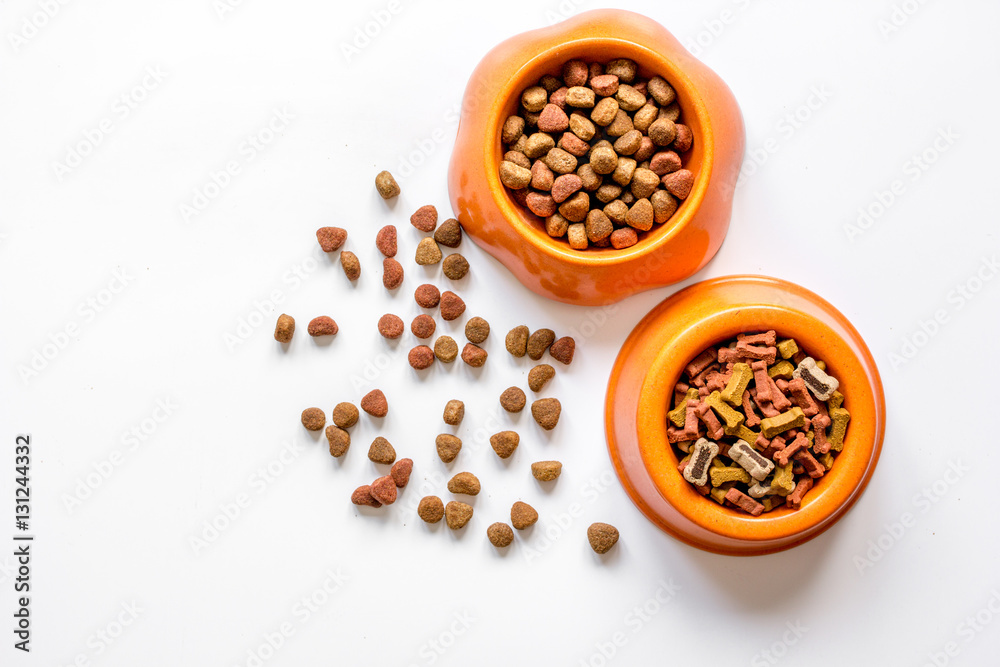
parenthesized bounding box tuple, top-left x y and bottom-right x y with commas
(605, 276, 886, 555)
(447, 9, 745, 306)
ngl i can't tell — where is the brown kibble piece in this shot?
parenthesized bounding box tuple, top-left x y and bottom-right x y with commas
(537, 104, 569, 133)
(418, 496, 444, 523)
(549, 336, 576, 365)
(461, 343, 487, 368)
(651, 190, 679, 223)
(308, 316, 338, 337)
(531, 460, 563, 482)
(274, 314, 295, 343)
(502, 115, 525, 143)
(606, 58, 637, 83)
(546, 213, 569, 238)
(562, 59, 588, 86)
(376, 225, 397, 257)
(341, 251, 361, 281)
(301, 407, 325, 431)
(378, 313, 404, 339)
(585, 209, 613, 242)
(521, 85, 548, 112)
(662, 169, 694, 199)
(368, 436, 396, 464)
(531, 398, 562, 430)
(487, 522, 514, 548)
(465, 316, 490, 344)
(333, 402, 359, 428)
(523, 132, 556, 159)
(590, 73, 620, 96)
(499, 161, 532, 189)
(625, 198, 654, 231)
(443, 399, 465, 425)
(415, 237, 443, 265)
(565, 86, 596, 108)
(316, 226, 347, 252)
(434, 336, 458, 362)
(361, 389, 388, 417)
(526, 191, 557, 218)
(490, 430, 520, 459)
(650, 151, 682, 176)
(551, 174, 583, 203)
(610, 227, 639, 249)
(414, 284, 441, 308)
(382, 257, 403, 289)
(649, 118, 677, 146)
(370, 475, 397, 505)
(436, 434, 462, 463)
(527, 329, 556, 360)
(504, 150, 530, 169)
(352, 485, 381, 508)
(506, 325, 529, 357)
(591, 97, 619, 126)
(442, 254, 469, 280)
(410, 205, 438, 232)
(647, 76, 676, 106)
(434, 218, 463, 248)
(448, 472, 481, 496)
(589, 145, 618, 175)
(530, 160, 555, 190)
(511, 501, 538, 530)
(390, 458, 413, 487)
(445, 501, 473, 529)
(440, 291, 466, 320)
(588, 522, 620, 554)
(326, 426, 350, 457)
(408, 345, 435, 370)
(528, 364, 555, 391)
(375, 170, 400, 199)
(673, 124, 693, 152)
(411, 314, 436, 339)
(500, 387, 526, 413)
(631, 168, 660, 199)
(569, 112, 596, 141)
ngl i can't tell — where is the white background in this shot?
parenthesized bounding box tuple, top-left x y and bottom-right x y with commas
(2, 0, 998, 665)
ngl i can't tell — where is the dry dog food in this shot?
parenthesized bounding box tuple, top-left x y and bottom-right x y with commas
(375, 170, 400, 199)
(274, 314, 295, 343)
(528, 364, 555, 391)
(378, 314, 404, 339)
(447, 472, 481, 495)
(434, 336, 458, 362)
(391, 458, 413, 487)
(445, 501, 473, 529)
(410, 205, 438, 232)
(341, 251, 361, 281)
(352, 484, 382, 508)
(442, 254, 469, 280)
(465, 317, 490, 344)
(531, 398, 562, 430)
(527, 329, 556, 360)
(370, 476, 398, 505)
(333, 402, 359, 428)
(368, 436, 396, 464)
(308, 316, 338, 336)
(670, 331, 850, 514)
(418, 495, 444, 523)
(436, 434, 462, 463)
(316, 226, 347, 252)
(440, 291, 466, 320)
(376, 225, 397, 257)
(490, 431, 520, 459)
(434, 219, 463, 247)
(487, 522, 514, 548)
(461, 343, 487, 367)
(408, 345, 435, 370)
(500, 58, 694, 250)
(549, 336, 576, 365)
(531, 460, 562, 481)
(326, 426, 350, 457)
(415, 238, 442, 265)
(415, 284, 441, 308)
(587, 522, 620, 554)
(506, 325, 529, 357)
(361, 389, 388, 417)
(411, 314, 436, 339)
(443, 399, 465, 425)
(510, 501, 538, 530)
(500, 386, 526, 413)
(300, 407, 325, 431)
(382, 257, 403, 289)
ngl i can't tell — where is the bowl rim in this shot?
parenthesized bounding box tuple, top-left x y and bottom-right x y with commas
(606, 275, 886, 552)
(484, 36, 715, 266)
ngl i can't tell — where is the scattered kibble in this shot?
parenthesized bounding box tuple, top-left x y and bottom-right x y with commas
(443, 400, 465, 425)
(301, 407, 325, 431)
(368, 436, 396, 464)
(448, 472, 481, 496)
(410, 205, 438, 232)
(376, 225, 397, 257)
(332, 402, 359, 428)
(375, 170, 400, 199)
(465, 317, 490, 344)
(418, 495, 444, 523)
(506, 325, 529, 357)
(487, 522, 514, 548)
(370, 475, 398, 505)
(382, 257, 403, 289)
(436, 434, 462, 463)
(341, 251, 361, 281)
(511, 501, 538, 530)
(549, 336, 576, 365)
(587, 522, 619, 554)
(440, 291, 466, 321)
(308, 316, 338, 337)
(390, 458, 413, 487)
(378, 314, 404, 339)
(531, 460, 562, 481)
(461, 343, 487, 367)
(445, 501, 473, 529)
(352, 484, 381, 508)
(361, 389, 388, 417)
(434, 218, 463, 247)
(499, 386, 526, 413)
(531, 398, 562, 430)
(408, 345, 435, 370)
(411, 314, 436, 339)
(528, 364, 555, 391)
(490, 431, 520, 459)
(274, 314, 295, 343)
(316, 226, 347, 252)
(415, 237, 443, 265)
(434, 336, 458, 362)
(415, 284, 441, 308)
(326, 426, 350, 457)
(442, 254, 469, 280)
(527, 329, 556, 360)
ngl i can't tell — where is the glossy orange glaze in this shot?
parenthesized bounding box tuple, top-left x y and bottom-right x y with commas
(447, 9, 745, 306)
(605, 276, 886, 555)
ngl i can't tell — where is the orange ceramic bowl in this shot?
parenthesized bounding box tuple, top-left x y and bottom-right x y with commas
(447, 9, 745, 306)
(605, 276, 886, 556)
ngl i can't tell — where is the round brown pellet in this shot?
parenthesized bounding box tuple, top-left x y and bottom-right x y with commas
(465, 316, 490, 344)
(408, 345, 435, 370)
(378, 314, 404, 339)
(382, 257, 403, 289)
(434, 335, 458, 362)
(414, 284, 441, 309)
(411, 314, 436, 339)
(442, 254, 469, 280)
(500, 386, 527, 413)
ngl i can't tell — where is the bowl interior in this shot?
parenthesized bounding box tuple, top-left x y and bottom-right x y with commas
(635, 300, 880, 543)
(489, 38, 712, 263)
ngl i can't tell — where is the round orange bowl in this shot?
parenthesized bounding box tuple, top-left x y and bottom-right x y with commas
(605, 276, 886, 556)
(447, 9, 746, 306)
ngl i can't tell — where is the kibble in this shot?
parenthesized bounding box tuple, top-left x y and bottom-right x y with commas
(528, 364, 555, 391)
(301, 407, 325, 431)
(308, 316, 338, 337)
(341, 251, 361, 281)
(368, 436, 396, 464)
(434, 218, 463, 248)
(506, 325, 529, 357)
(352, 485, 381, 508)
(316, 226, 347, 252)
(370, 475, 398, 505)
(378, 314, 404, 339)
(531, 460, 562, 482)
(461, 343, 487, 368)
(487, 522, 514, 548)
(410, 205, 438, 232)
(376, 225, 397, 257)
(274, 314, 295, 343)
(436, 433, 462, 463)
(465, 316, 490, 344)
(531, 398, 562, 430)
(500, 386, 526, 413)
(527, 328, 556, 360)
(440, 291, 466, 321)
(442, 254, 469, 280)
(445, 501, 473, 529)
(382, 257, 403, 289)
(415, 237, 442, 265)
(587, 522, 619, 554)
(511, 501, 538, 530)
(411, 314, 436, 339)
(415, 284, 441, 308)
(326, 426, 351, 455)
(490, 431, 520, 459)
(549, 336, 576, 365)
(332, 402, 359, 428)
(361, 389, 388, 417)
(434, 336, 458, 362)
(443, 399, 465, 425)
(375, 170, 400, 199)
(448, 472, 481, 496)
(418, 495, 444, 523)
(390, 458, 413, 487)
(408, 345, 435, 370)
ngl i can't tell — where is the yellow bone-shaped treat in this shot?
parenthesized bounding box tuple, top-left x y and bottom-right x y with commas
(710, 466, 752, 486)
(777, 338, 799, 359)
(768, 360, 795, 380)
(709, 487, 728, 505)
(828, 407, 851, 452)
(817, 451, 834, 470)
(771, 462, 795, 495)
(668, 388, 700, 427)
(827, 391, 844, 410)
(760, 406, 806, 439)
(705, 390, 745, 432)
(720, 363, 752, 406)
(729, 423, 759, 442)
